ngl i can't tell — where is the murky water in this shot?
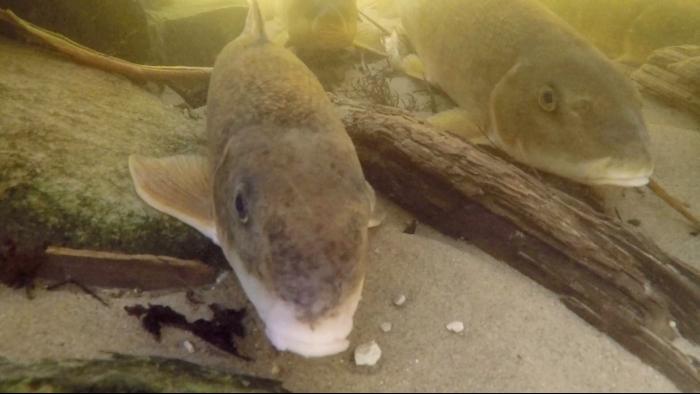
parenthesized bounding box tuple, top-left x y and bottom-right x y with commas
(0, 0, 698, 392)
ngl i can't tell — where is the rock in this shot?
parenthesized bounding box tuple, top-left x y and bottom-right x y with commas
(354, 341, 382, 367)
(0, 354, 287, 393)
(0, 37, 221, 264)
(0, 0, 248, 66)
(446, 321, 465, 334)
(183, 340, 195, 354)
(380, 322, 392, 333)
(393, 294, 407, 307)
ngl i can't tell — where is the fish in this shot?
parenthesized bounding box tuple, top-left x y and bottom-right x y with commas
(277, 0, 360, 51)
(129, 0, 381, 358)
(398, 0, 654, 187)
(258, 0, 392, 56)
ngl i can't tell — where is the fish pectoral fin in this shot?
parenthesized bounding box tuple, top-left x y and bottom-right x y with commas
(428, 108, 485, 142)
(129, 154, 219, 244)
(366, 181, 385, 228)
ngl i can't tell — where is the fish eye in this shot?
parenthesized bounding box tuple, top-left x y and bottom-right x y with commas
(235, 191, 249, 224)
(538, 86, 557, 112)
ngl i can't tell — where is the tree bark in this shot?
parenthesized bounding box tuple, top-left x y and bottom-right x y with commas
(331, 95, 700, 392)
(632, 45, 700, 119)
(37, 247, 219, 290)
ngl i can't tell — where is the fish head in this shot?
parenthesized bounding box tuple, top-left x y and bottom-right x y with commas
(213, 127, 371, 357)
(488, 49, 654, 186)
(287, 0, 358, 50)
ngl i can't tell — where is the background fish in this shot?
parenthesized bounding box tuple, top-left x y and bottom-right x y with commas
(277, 0, 359, 51)
(399, 0, 654, 186)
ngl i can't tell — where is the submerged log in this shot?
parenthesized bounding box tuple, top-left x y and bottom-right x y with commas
(0, 354, 287, 393)
(37, 247, 219, 290)
(330, 95, 700, 392)
(632, 45, 700, 118)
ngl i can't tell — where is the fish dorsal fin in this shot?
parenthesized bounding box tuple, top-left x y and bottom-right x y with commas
(129, 154, 219, 244)
(245, 0, 269, 43)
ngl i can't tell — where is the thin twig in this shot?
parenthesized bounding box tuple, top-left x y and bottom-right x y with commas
(0, 9, 211, 82)
(46, 279, 109, 307)
(648, 178, 700, 231)
(358, 10, 392, 36)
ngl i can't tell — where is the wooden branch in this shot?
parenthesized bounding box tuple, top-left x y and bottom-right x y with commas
(0, 9, 212, 83)
(632, 46, 700, 118)
(648, 179, 700, 231)
(36, 247, 219, 291)
(330, 95, 700, 392)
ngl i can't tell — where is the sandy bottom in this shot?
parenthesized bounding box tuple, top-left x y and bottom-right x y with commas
(0, 90, 697, 391)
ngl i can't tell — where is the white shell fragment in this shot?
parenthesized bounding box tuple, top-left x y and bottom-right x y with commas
(393, 294, 407, 307)
(446, 321, 465, 334)
(354, 341, 382, 366)
(380, 322, 393, 333)
(183, 340, 196, 353)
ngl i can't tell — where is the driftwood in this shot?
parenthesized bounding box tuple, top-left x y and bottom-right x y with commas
(37, 247, 219, 290)
(0, 354, 287, 393)
(632, 45, 700, 119)
(0, 9, 212, 82)
(331, 96, 700, 392)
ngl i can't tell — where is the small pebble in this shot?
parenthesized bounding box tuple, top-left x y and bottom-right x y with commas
(380, 322, 393, 333)
(354, 341, 382, 366)
(446, 321, 465, 334)
(183, 340, 195, 353)
(393, 294, 407, 307)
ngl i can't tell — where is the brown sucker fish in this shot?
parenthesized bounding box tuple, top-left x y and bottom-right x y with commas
(260, 0, 360, 51)
(129, 0, 381, 358)
(398, 0, 654, 187)
(283, 0, 359, 51)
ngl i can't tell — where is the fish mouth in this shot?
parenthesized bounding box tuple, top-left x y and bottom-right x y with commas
(223, 249, 362, 358)
(500, 142, 654, 187)
(570, 157, 654, 187)
(579, 174, 651, 187)
(264, 283, 363, 358)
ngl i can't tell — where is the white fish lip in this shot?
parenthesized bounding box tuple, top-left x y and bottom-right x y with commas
(222, 247, 363, 358)
(580, 175, 651, 187)
(263, 281, 364, 358)
(574, 157, 654, 187)
(497, 142, 654, 187)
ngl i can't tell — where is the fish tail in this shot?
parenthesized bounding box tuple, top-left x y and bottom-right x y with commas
(245, 0, 268, 43)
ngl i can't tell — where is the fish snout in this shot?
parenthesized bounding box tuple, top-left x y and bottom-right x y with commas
(263, 281, 364, 358)
(575, 118, 653, 186)
(579, 149, 654, 186)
